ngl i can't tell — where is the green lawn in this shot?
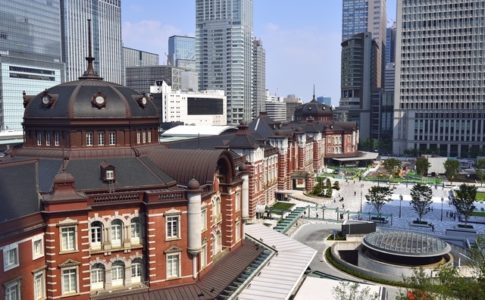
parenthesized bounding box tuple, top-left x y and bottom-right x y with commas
(476, 192, 485, 202)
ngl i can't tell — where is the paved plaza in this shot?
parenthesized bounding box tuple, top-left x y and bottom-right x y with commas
(288, 179, 485, 236)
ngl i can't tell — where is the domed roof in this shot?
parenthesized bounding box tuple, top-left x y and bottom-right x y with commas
(24, 79, 158, 120)
(294, 97, 333, 120)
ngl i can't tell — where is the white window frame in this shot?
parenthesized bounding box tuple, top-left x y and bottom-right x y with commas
(45, 132, 51, 146)
(136, 131, 141, 144)
(111, 220, 123, 248)
(201, 208, 207, 232)
(235, 191, 241, 212)
(131, 260, 142, 284)
(166, 215, 180, 240)
(235, 221, 241, 242)
(111, 262, 125, 287)
(90, 264, 105, 291)
(36, 132, 42, 146)
(130, 220, 141, 245)
(200, 242, 207, 269)
(61, 267, 78, 295)
(105, 170, 115, 181)
(147, 131, 152, 143)
(3, 243, 19, 271)
(166, 253, 180, 279)
(32, 235, 44, 260)
(142, 131, 146, 144)
(90, 223, 102, 250)
(54, 131, 60, 146)
(86, 131, 93, 146)
(33, 270, 45, 300)
(60, 226, 76, 252)
(109, 131, 116, 145)
(98, 132, 105, 146)
(5, 279, 20, 300)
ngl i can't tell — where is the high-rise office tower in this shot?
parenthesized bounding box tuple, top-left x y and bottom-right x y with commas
(168, 35, 196, 71)
(196, 0, 253, 124)
(252, 39, 265, 119)
(394, 0, 485, 157)
(340, 32, 379, 142)
(123, 47, 159, 68)
(0, 0, 64, 131)
(61, 0, 123, 84)
(385, 24, 396, 64)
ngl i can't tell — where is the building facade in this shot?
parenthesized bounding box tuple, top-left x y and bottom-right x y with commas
(317, 96, 332, 106)
(61, 0, 123, 84)
(196, 0, 253, 124)
(150, 81, 227, 126)
(0, 0, 64, 131)
(385, 24, 396, 64)
(252, 39, 266, 119)
(123, 47, 159, 68)
(0, 54, 248, 300)
(394, 0, 485, 157)
(339, 32, 379, 142)
(168, 35, 196, 71)
(126, 65, 182, 93)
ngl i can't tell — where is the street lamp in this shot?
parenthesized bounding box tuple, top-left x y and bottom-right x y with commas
(360, 183, 364, 214)
(399, 194, 403, 218)
(441, 197, 444, 221)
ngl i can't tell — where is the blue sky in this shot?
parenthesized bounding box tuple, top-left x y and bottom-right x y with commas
(122, 1, 396, 105)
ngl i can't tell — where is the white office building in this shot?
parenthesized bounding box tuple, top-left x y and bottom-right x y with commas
(151, 81, 227, 126)
(61, 0, 123, 84)
(394, 0, 485, 157)
(196, 0, 253, 124)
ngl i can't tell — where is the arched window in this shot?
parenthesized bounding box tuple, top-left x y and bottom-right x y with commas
(111, 219, 123, 248)
(212, 196, 221, 223)
(131, 258, 143, 284)
(90, 263, 105, 290)
(90, 221, 103, 250)
(111, 261, 125, 287)
(212, 230, 222, 256)
(130, 218, 141, 245)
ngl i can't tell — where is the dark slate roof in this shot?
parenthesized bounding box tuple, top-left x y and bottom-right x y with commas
(24, 79, 158, 120)
(64, 157, 175, 191)
(249, 113, 277, 139)
(0, 161, 40, 222)
(104, 240, 263, 300)
(146, 149, 234, 185)
(294, 98, 333, 119)
(38, 159, 63, 192)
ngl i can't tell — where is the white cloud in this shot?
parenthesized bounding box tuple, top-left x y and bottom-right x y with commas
(122, 20, 186, 64)
(260, 23, 341, 105)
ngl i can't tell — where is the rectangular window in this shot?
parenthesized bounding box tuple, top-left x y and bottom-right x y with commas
(142, 131, 146, 143)
(54, 132, 60, 146)
(34, 271, 45, 300)
(86, 132, 93, 146)
(147, 131, 152, 143)
(90, 225, 102, 249)
(98, 132, 105, 146)
(109, 132, 116, 145)
(60, 226, 76, 251)
(235, 221, 241, 242)
(62, 268, 78, 295)
(3, 243, 19, 271)
(131, 262, 142, 283)
(201, 208, 207, 231)
(235, 191, 241, 212)
(111, 223, 122, 247)
(45, 132, 51, 146)
(136, 131, 141, 144)
(166, 215, 180, 239)
(32, 236, 44, 260)
(166, 253, 180, 278)
(131, 222, 141, 244)
(201, 243, 207, 269)
(36, 132, 42, 146)
(5, 280, 20, 300)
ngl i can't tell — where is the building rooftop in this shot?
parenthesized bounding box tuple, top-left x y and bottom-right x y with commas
(161, 125, 237, 137)
(363, 231, 451, 258)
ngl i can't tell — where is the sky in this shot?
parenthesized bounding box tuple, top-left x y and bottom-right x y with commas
(122, 0, 396, 105)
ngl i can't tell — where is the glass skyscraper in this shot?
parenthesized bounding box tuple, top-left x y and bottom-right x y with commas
(168, 35, 196, 71)
(196, 0, 253, 124)
(394, 0, 485, 157)
(61, 0, 123, 84)
(0, 0, 64, 130)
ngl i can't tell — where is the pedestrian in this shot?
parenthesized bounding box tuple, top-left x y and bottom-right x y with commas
(354, 191, 357, 196)
(316, 213, 319, 219)
(431, 224, 435, 232)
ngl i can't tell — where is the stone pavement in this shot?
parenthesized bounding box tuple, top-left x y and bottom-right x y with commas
(287, 180, 485, 236)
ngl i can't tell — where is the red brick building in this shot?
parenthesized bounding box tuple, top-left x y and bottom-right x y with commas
(0, 56, 251, 300)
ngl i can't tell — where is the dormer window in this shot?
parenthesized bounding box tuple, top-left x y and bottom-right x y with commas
(100, 162, 115, 182)
(137, 94, 148, 108)
(41, 91, 54, 108)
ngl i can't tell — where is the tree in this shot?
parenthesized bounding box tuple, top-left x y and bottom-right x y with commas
(444, 159, 460, 183)
(452, 184, 477, 224)
(365, 186, 393, 217)
(312, 177, 324, 196)
(333, 281, 379, 300)
(333, 181, 340, 190)
(326, 178, 332, 189)
(410, 184, 433, 222)
(415, 157, 431, 176)
(476, 159, 485, 186)
(383, 158, 401, 176)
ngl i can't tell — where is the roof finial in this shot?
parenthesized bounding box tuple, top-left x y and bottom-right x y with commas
(79, 19, 102, 80)
(312, 84, 316, 102)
